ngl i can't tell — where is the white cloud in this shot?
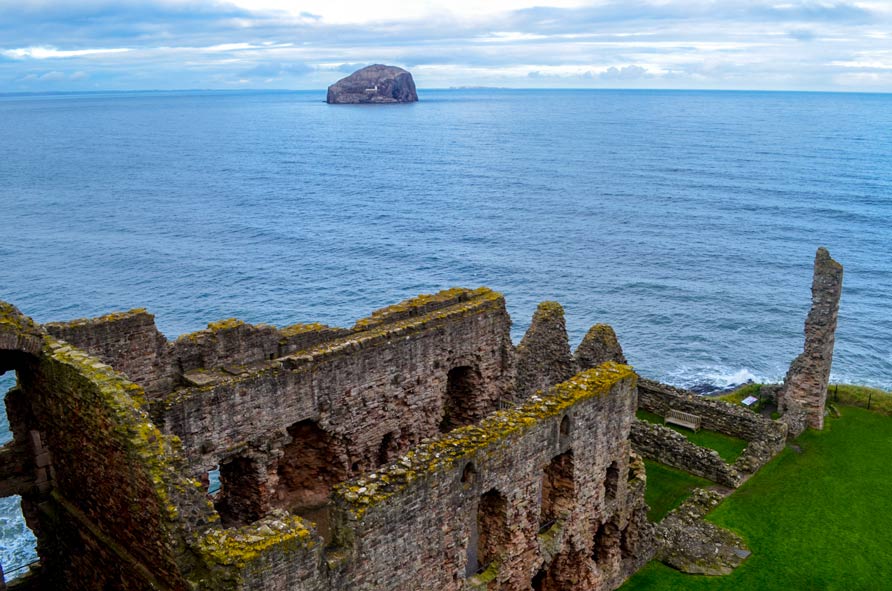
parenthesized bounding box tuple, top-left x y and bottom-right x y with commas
(227, 0, 589, 24)
(2, 46, 131, 59)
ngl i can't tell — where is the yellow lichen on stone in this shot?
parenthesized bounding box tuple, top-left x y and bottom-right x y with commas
(197, 513, 315, 568)
(43, 335, 190, 520)
(207, 318, 245, 332)
(535, 301, 565, 319)
(279, 322, 331, 338)
(47, 308, 150, 328)
(352, 287, 493, 330)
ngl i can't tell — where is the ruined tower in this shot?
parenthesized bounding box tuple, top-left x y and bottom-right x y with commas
(778, 247, 844, 432)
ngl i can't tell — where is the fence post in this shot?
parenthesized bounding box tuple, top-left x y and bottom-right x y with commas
(868, 391, 873, 410)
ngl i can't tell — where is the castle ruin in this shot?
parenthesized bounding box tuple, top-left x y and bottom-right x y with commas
(0, 288, 651, 591)
(0, 247, 843, 590)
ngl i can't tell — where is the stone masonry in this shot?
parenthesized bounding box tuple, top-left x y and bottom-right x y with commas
(778, 247, 844, 432)
(0, 288, 652, 591)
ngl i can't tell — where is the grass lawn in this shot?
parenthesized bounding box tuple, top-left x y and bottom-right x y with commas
(643, 460, 711, 522)
(826, 384, 892, 415)
(636, 410, 749, 462)
(621, 406, 892, 591)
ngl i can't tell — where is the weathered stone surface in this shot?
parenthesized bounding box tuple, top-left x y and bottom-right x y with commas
(46, 309, 174, 397)
(631, 420, 741, 488)
(0, 290, 660, 591)
(655, 489, 749, 575)
(160, 289, 515, 478)
(320, 364, 652, 591)
(326, 64, 418, 104)
(575, 324, 627, 369)
(515, 302, 576, 400)
(778, 247, 843, 432)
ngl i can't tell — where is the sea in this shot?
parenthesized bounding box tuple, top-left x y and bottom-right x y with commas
(1, 88, 890, 574)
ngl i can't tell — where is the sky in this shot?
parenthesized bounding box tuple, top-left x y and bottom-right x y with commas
(1, 0, 892, 92)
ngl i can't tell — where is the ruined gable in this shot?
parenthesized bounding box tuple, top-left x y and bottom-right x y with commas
(778, 247, 844, 433)
(515, 302, 576, 400)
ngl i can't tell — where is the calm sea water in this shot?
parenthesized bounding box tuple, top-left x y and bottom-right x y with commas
(1, 89, 891, 571)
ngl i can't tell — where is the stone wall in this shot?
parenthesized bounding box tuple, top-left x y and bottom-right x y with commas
(158, 289, 515, 483)
(44, 310, 173, 397)
(192, 364, 653, 591)
(654, 489, 749, 575)
(630, 420, 740, 488)
(636, 379, 786, 478)
(0, 304, 216, 590)
(638, 379, 786, 448)
(778, 247, 844, 432)
(1, 292, 665, 591)
(44, 311, 352, 399)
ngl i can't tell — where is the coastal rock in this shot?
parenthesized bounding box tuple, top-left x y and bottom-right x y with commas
(326, 65, 418, 104)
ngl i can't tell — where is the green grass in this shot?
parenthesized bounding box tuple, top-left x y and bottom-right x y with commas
(643, 460, 711, 522)
(826, 384, 892, 415)
(716, 382, 762, 405)
(621, 406, 892, 590)
(636, 410, 749, 463)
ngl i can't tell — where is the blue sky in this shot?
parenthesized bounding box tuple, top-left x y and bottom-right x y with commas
(2, 0, 891, 92)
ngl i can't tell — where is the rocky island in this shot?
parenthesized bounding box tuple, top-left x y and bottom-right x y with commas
(326, 64, 418, 104)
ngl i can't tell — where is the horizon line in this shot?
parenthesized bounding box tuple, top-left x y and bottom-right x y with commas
(2, 87, 891, 97)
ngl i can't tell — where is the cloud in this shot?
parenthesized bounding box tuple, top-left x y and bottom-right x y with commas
(0, 0, 891, 91)
(600, 64, 650, 80)
(239, 61, 314, 78)
(2, 46, 131, 59)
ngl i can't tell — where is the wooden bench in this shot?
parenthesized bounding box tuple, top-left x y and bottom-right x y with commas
(665, 409, 701, 432)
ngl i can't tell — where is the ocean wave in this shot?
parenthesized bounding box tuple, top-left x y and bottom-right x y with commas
(661, 365, 777, 394)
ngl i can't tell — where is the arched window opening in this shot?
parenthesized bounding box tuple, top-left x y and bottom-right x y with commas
(605, 461, 620, 502)
(559, 415, 571, 439)
(540, 450, 575, 528)
(461, 462, 477, 486)
(275, 420, 347, 541)
(202, 465, 221, 497)
(532, 568, 547, 591)
(467, 489, 508, 576)
(276, 420, 347, 510)
(214, 456, 266, 526)
(440, 365, 483, 432)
